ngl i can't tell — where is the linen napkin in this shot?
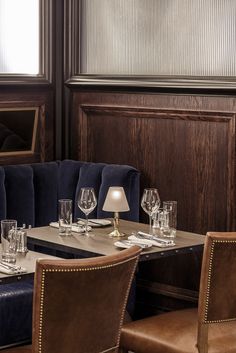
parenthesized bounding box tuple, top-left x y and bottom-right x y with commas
(77, 219, 111, 227)
(128, 233, 175, 248)
(49, 222, 92, 233)
(114, 239, 152, 249)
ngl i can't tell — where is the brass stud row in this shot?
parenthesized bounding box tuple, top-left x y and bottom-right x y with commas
(38, 270, 45, 353)
(204, 239, 236, 323)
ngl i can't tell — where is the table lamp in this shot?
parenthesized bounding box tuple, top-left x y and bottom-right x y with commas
(102, 186, 130, 237)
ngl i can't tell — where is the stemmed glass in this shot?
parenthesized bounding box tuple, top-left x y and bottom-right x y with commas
(77, 188, 97, 236)
(141, 188, 161, 234)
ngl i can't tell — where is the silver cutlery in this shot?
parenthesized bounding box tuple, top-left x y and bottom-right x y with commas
(77, 218, 103, 226)
(135, 231, 175, 245)
(121, 240, 150, 249)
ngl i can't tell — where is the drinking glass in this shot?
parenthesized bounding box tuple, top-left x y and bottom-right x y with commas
(58, 199, 72, 236)
(1, 219, 18, 263)
(141, 188, 161, 233)
(77, 188, 97, 236)
(163, 201, 177, 238)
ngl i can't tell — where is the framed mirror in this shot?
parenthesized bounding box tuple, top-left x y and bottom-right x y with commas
(0, 108, 39, 155)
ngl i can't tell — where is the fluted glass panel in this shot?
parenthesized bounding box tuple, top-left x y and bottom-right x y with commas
(80, 0, 236, 76)
(0, 0, 39, 74)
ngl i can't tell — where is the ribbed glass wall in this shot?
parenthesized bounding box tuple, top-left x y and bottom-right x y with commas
(80, 0, 236, 76)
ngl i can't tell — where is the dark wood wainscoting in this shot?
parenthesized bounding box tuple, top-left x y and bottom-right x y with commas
(71, 90, 236, 236)
(0, 87, 54, 164)
(69, 89, 236, 314)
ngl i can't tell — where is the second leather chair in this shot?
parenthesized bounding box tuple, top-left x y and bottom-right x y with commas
(120, 232, 236, 353)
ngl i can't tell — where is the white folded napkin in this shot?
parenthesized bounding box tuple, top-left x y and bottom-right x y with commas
(114, 239, 152, 249)
(0, 263, 27, 274)
(49, 222, 92, 233)
(77, 219, 111, 227)
(129, 234, 175, 248)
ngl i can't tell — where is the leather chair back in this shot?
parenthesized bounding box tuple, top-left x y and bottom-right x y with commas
(32, 246, 141, 353)
(197, 232, 236, 352)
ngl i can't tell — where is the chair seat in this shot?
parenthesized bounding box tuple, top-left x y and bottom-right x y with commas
(2, 344, 32, 353)
(120, 308, 236, 353)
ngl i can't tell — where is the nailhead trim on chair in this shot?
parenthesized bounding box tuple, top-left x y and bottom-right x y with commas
(204, 239, 236, 324)
(38, 255, 139, 353)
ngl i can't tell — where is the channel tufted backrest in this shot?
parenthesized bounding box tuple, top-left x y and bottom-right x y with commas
(0, 162, 58, 228)
(0, 160, 140, 227)
(58, 160, 140, 221)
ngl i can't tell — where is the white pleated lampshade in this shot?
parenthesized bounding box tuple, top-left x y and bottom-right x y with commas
(102, 187, 130, 212)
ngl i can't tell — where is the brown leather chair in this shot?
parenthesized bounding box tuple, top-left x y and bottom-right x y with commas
(3, 245, 141, 353)
(120, 232, 236, 353)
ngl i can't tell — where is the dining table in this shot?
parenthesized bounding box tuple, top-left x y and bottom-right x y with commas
(26, 219, 205, 262)
(0, 245, 59, 284)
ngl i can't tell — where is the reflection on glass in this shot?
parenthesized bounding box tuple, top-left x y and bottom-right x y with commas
(0, 0, 39, 74)
(0, 109, 38, 153)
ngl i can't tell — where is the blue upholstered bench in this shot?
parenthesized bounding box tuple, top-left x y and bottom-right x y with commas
(0, 159, 140, 226)
(0, 160, 140, 347)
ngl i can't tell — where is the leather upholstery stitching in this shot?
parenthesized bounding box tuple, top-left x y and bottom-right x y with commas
(38, 270, 45, 353)
(204, 239, 236, 323)
(116, 256, 139, 347)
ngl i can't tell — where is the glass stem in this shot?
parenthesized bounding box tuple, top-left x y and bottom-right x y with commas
(149, 214, 152, 234)
(85, 214, 89, 235)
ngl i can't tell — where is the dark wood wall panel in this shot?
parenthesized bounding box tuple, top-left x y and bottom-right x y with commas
(71, 90, 236, 235)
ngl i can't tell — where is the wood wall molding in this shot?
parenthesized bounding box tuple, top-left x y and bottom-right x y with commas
(71, 91, 236, 235)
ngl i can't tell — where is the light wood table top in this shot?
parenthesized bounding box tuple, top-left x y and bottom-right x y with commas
(27, 220, 205, 262)
(0, 245, 59, 284)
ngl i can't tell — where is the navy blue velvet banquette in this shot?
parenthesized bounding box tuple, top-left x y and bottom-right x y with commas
(0, 160, 140, 348)
(0, 159, 140, 227)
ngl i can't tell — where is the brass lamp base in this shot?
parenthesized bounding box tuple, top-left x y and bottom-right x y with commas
(108, 229, 125, 238)
(109, 212, 125, 237)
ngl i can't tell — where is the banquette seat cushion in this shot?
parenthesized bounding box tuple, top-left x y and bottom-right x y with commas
(0, 160, 140, 348)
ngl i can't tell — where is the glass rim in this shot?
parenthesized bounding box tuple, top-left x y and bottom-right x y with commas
(58, 199, 72, 202)
(1, 219, 17, 223)
(80, 187, 95, 190)
(143, 188, 159, 191)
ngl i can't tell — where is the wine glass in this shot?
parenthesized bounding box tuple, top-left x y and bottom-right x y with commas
(141, 188, 161, 233)
(77, 188, 97, 236)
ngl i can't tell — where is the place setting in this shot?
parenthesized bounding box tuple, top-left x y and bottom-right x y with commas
(48, 186, 177, 253)
(114, 232, 175, 251)
(50, 188, 112, 237)
(114, 188, 177, 251)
